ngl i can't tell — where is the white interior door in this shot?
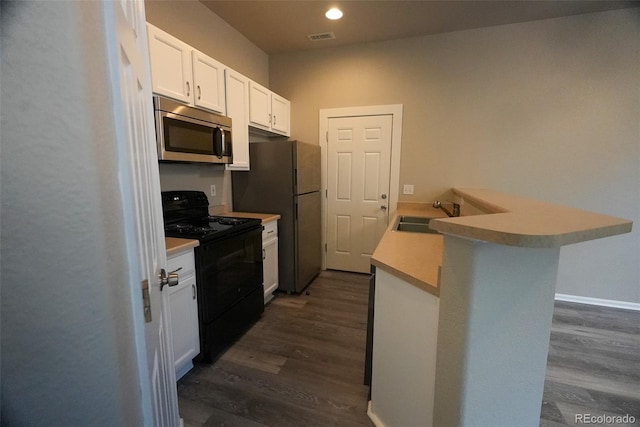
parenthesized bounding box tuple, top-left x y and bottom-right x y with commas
(108, 1, 179, 425)
(326, 115, 393, 273)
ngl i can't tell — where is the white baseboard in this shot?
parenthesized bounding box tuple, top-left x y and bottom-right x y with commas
(367, 401, 386, 427)
(555, 293, 640, 311)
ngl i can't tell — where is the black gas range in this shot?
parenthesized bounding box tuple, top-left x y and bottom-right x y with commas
(162, 191, 264, 363)
(163, 191, 261, 240)
(165, 215, 259, 240)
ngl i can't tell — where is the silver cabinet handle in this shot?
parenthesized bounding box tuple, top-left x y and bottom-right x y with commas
(192, 284, 196, 300)
(186, 81, 191, 97)
(268, 113, 272, 124)
(263, 249, 266, 260)
(197, 85, 201, 100)
(159, 267, 180, 291)
(273, 115, 277, 126)
(381, 205, 387, 211)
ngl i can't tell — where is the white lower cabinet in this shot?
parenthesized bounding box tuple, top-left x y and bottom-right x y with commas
(166, 249, 200, 380)
(262, 220, 279, 303)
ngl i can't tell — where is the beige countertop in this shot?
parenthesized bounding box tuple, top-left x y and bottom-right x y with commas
(371, 189, 633, 296)
(165, 237, 199, 256)
(430, 188, 633, 248)
(371, 204, 448, 297)
(222, 211, 281, 224)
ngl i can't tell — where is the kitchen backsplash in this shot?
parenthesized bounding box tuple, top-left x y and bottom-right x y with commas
(159, 163, 232, 211)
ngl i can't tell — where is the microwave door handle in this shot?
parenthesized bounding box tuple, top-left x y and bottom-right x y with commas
(223, 130, 232, 157)
(213, 127, 223, 159)
(220, 130, 226, 159)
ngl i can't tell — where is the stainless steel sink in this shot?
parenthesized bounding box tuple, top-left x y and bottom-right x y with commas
(394, 216, 441, 234)
(398, 215, 432, 224)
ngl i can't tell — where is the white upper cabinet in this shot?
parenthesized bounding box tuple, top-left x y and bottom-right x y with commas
(191, 50, 226, 114)
(147, 23, 192, 104)
(225, 69, 251, 171)
(271, 93, 291, 135)
(147, 23, 226, 115)
(146, 22, 291, 168)
(249, 81, 290, 136)
(248, 81, 272, 129)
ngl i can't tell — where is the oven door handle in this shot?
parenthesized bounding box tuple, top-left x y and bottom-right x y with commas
(159, 267, 181, 291)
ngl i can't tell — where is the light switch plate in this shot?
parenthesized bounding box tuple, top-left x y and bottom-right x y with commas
(210, 185, 217, 197)
(403, 184, 414, 195)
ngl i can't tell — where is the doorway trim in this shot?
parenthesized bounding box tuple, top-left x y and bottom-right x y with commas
(319, 105, 403, 270)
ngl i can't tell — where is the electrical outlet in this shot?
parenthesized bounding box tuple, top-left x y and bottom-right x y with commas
(210, 185, 216, 197)
(403, 184, 414, 195)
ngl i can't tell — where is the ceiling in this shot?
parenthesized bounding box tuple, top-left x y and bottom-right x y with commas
(200, 0, 638, 55)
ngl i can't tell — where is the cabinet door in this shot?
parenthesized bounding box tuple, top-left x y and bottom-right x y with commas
(225, 69, 250, 171)
(192, 50, 226, 114)
(168, 274, 199, 380)
(147, 23, 192, 104)
(263, 237, 279, 303)
(271, 93, 290, 136)
(249, 81, 271, 130)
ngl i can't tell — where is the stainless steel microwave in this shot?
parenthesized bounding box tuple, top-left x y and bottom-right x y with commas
(153, 95, 233, 164)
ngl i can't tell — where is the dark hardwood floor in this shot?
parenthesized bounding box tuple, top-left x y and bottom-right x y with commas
(177, 270, 373, 427)
(177, 271, 640, 427)
(541, 301, 640, 426)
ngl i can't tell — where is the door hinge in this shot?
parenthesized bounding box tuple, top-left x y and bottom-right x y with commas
(326, 131, 328, 142)
(141, 279, 152, 323)
(325, 243, 327, 252)
(325, 189, 328, 198)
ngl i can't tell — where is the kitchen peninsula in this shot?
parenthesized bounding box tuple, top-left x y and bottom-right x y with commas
(368, 188, 633, 427)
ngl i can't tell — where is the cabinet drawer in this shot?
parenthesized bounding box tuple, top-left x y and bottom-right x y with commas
(167, 250, 196, 278)
(262, 220, 278, 240)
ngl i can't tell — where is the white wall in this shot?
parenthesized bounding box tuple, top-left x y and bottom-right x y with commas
(1, 2, 145, 424)
(269, 9, 640, 304)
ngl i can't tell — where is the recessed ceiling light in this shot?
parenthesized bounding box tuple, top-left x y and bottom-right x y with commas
(325, 7, 343, 20)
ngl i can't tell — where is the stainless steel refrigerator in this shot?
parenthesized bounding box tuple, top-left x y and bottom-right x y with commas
(232, 140, 321, 294)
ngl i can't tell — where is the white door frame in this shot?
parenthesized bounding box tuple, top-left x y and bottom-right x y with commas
(319, 105, 403, 270)
(106, 1, 178, 424)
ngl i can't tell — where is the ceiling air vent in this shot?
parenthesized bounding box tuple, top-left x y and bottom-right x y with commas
(307, 32, 336, 41)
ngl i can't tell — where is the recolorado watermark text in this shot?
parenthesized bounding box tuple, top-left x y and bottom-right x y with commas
(575, 413, 636, 424)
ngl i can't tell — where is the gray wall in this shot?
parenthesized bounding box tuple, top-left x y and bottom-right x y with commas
(1, 2, 145, 424)
(159, 163, 232, 212)
(269, 9, 640, 304)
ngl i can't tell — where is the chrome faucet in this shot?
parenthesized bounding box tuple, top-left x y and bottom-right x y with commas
(433, 201, 460, 217)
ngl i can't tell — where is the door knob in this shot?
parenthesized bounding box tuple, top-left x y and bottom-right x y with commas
(381, 194, 387, 199)
(381, 205, 387, 211)
(159, 267, 181, 291)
